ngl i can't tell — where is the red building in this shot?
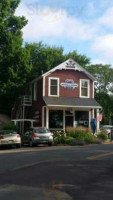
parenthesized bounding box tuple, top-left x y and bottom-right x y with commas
(12, 59, 101, 132)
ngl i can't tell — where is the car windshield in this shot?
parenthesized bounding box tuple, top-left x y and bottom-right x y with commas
(34, 129, 50, 134)
(0, 130, 17, 135)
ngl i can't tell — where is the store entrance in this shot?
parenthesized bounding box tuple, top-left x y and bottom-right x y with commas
(65, 116, 73, 128)
(65, 110, 74, 128)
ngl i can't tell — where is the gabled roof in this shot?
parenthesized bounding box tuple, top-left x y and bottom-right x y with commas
(43, 58, 95, 80)
(31, 58, 95, 83)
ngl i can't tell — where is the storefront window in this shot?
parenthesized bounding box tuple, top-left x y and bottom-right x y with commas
(49, 110, 63, 129)
(75, 111, 89, 127)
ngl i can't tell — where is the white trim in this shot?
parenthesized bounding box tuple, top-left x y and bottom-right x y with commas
(43, 76, 45, 96)
(80, 79, 90, 98)
(89, 111, 91, 128)
(48, 77, 60, 97)
(93, 81, 95, 98)
(46, 105, 102, 109)
(92, 109, 95, 118)
(12, 119, 36, 122)
(96, 109, 100, 132)
(63, 109, 66, 132)
(73, 111, 75, 127)
(42, 106, 44, 127)
(46, 107, 49, 128)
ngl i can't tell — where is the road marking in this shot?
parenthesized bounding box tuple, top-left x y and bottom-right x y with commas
(87, 152, 113, 160)
(13, 160, 51, 171)
(12, 158, 68, 171)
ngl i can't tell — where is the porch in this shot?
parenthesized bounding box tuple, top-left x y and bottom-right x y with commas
(42, 106, 101, 132)
(42, 97, 102, 132)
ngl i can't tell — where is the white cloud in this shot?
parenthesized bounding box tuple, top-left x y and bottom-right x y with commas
(91, 59, 106, 65)
(16, 2, 113, 64)
(92, 34, 113, 59)
(98, 7, 113, 29)
(16, 3, 96, 42)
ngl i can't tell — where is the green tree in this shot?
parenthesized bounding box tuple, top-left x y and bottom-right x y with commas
(25, 42, 64, 80)
(65, 51, 90, 68)
(0, 0, 31, 114)
(87, 64, 113, 94)
(25, 42, 90, 80)
(87, 64, 113, 124)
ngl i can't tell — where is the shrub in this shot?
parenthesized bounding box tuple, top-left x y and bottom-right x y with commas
(53, 131, 66, 145)
(53, 130, 65, 138)
(54, 136, 66, 145)
(97, 131, 108, 141)
(66, 126, 94, 144)
(2, 123, 18, 131)
(65, 137, 75, 144)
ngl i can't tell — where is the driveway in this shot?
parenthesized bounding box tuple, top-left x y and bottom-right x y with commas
(0, 144, 113, 199)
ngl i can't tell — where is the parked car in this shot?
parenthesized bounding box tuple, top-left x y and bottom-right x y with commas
(0, 130, 21, 148)
(21, 128, 53, 147)
(100, 125, 113, 137)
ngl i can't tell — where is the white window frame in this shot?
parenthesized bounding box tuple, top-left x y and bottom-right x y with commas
(49, 77, 59, 97)
(80, 79, 90, 98)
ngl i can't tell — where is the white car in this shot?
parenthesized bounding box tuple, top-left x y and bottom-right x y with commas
(0, 130, 21, 148)
(100, 125, 113, 135)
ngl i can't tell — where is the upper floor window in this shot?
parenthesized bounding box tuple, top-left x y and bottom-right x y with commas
(49, 78, 59, 97)
(80, 79, 89, 98)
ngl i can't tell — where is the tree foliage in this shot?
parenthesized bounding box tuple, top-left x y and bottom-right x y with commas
(86, 64, 113, 124)
(0, 0, 31, 114)
(25, 42, 90, 81)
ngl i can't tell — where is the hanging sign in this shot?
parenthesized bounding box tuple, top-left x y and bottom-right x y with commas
(60, 79, 78, 89)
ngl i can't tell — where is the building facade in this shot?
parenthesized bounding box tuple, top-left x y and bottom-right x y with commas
(12, 59, 101, 132)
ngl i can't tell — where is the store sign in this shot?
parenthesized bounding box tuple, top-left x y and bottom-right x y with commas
(61, 79, 78, 89)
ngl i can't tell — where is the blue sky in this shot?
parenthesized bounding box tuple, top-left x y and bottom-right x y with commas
(16, 0, 113, 65)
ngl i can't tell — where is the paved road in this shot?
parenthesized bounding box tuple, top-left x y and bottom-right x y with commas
(0, 144, 113, 199)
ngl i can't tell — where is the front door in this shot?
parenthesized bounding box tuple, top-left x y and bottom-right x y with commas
(65, 116, 73, 128)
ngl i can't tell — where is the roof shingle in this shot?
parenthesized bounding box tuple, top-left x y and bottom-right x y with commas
(43, 97, 101, 108)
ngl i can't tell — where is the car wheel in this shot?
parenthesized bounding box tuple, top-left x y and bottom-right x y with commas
(16, 144, 21, 148)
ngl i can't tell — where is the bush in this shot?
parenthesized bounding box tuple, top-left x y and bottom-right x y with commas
(66, 127, 94, 144)
(53, 131, 66, 145)
(2, 123, 18, 131)
(65, 137, 75, 144)
(54, 136, 65, 145)
(97, 131, 108, 141)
